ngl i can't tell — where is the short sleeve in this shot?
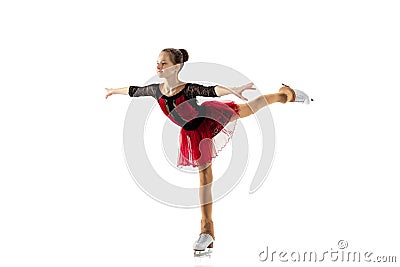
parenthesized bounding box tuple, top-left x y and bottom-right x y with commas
(129, 84, 159, 98)
(185, 83, 218, 99)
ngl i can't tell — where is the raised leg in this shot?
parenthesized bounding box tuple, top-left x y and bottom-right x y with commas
(236, 85, 295, 119)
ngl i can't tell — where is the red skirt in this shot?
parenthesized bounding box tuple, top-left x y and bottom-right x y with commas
(177, 100, 240, 168)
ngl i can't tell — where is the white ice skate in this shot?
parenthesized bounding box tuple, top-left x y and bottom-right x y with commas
(282, 83, 313, 104)
(193, 233, 214, 257)
(293, 89, 312, 104)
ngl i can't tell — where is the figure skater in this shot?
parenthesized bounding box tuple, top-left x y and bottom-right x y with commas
(105, 48, 311, 256)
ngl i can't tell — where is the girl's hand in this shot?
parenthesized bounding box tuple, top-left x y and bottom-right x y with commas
(105, 88, 114, 99)
(228, 82, 256, 101)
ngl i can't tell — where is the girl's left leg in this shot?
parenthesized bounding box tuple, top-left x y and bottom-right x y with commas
(198, 163, 215, 243)
(235, 86, 295, 119)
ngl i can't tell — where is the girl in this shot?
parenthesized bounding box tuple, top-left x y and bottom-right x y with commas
(105, 48, 310, 254)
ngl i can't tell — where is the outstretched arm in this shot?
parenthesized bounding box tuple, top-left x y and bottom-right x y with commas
(187, 82, 256, 100)
(105, 84, 158, 99)
(105, 87, 129, 99)
(215, 83, 256, 101)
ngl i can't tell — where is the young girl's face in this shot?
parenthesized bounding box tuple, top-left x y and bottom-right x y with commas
(156, 52, 180, 78)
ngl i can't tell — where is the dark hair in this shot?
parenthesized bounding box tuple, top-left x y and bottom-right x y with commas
(162, 48, 189, 64)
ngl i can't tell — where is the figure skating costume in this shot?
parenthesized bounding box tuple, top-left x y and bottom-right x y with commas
(129, 82, 240, 167)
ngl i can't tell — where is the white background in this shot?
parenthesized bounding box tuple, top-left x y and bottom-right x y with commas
(1, 0, 399, 266)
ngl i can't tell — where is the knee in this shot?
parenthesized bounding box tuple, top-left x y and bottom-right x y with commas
(199, 165, 213, 185)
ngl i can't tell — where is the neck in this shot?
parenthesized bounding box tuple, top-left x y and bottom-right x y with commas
(163, 76, 183, 92)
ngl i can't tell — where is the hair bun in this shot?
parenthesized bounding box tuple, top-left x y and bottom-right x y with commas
(179, 49, 189, 62)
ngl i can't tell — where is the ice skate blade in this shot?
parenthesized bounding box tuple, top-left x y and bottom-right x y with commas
(194, 248, 213, 258)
